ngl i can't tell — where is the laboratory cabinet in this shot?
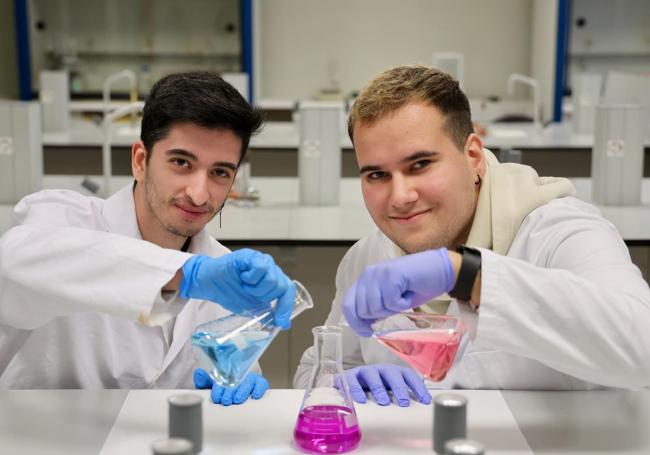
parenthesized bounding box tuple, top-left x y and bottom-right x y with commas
(27, 0, 242, 96)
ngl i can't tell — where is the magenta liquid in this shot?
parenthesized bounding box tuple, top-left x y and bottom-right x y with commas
(377, 329, 461, 381)
(293, 405, 361, 453)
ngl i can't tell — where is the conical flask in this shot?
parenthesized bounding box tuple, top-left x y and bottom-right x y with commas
(294, 325, 361, 454)
(192, 280, 313, 388)
(371, 312, 467, 382)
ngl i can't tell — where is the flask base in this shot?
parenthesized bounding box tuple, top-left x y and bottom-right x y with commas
(293, 405, 361, 454)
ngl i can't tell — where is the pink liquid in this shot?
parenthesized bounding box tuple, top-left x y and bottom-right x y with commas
(377, 329, 461, 381)
(293, 405, 361, 454)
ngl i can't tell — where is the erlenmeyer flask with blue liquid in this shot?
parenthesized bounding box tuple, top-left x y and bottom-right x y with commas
(192, 280, 313, 388)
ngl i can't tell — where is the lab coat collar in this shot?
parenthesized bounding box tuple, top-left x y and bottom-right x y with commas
(102, 182, 142, 239)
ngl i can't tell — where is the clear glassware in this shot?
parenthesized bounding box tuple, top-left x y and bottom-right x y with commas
(228, 160, 259, 207)
(294, 325, 362, 454)
(191, 280, 313, 388)
(371, 312, 468, 382)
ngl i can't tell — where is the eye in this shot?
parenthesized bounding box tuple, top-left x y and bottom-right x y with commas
(211, 168, 232, 179)
(171, 158, 189, 168)
(366, 171, 388, 181)
(411, 159, 431, 171)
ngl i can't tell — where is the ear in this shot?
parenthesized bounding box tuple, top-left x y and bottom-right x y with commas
(131, 141, 147, 183)
(463, 133, 486, 179)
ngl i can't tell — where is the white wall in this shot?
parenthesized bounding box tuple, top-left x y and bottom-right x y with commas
(257, 0, 534, 100)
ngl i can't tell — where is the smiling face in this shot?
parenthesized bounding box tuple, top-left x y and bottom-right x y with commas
(131, 122, 241, 249)
(354, 101, 485, 253)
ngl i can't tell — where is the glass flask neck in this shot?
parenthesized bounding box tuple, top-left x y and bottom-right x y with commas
(306, 325, 347, 392)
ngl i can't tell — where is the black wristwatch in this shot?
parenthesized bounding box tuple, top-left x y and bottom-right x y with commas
(449, 245, 482, 302)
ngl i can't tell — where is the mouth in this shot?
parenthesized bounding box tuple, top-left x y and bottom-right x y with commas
(175, 204, 209, 222)
(389, 209, 431, 225)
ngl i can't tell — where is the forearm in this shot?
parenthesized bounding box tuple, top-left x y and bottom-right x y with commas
(0, 225, 191, 329)
(476, 249, 650, 388)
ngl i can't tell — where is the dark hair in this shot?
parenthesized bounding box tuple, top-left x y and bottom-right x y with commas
(348, 64, 473, 150)
(140, 71, 263, 163)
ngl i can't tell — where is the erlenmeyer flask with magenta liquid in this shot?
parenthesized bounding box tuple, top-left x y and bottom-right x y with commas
(192, 280, 313, 388)
(294, 325, 361, 454)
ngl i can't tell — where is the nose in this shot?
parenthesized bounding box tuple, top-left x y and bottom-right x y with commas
(185, 172, 210, 207)
(389, 174, 418, 209)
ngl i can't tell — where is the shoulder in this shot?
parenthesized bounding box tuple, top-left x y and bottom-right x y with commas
(13, 189, 105, 228)
(511, 196, 624, 261)
(520, 196, 615, 235)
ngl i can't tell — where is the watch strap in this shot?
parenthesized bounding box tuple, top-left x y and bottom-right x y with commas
(449, 245, 481, 302)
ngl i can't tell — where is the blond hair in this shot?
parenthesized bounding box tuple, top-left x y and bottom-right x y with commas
(348, 64, 473, 149)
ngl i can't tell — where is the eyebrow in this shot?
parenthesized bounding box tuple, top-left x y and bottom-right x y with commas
(165, 148, 238, 171)
(358, 150, 439, 175)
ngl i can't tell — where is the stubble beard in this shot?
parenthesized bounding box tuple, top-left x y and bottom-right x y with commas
(142, 173, 214, 239)
(394, 233, 451, 254)
(390, 215, 473, 254)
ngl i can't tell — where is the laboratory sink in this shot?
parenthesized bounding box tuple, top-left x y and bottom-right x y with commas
(115, 126, 141, 137)
(488, 127, 528, 139)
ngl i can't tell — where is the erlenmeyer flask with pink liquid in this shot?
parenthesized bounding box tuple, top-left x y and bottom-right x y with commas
(294, 325, 361, 454)
(371, 312, 467, 382)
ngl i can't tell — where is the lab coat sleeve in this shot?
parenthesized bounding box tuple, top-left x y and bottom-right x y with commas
(293, 243, 367, 389)
(0, 223, 192, 330)
(473, 199, 650, 389)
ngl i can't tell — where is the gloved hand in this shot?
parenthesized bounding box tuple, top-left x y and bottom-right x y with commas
(193, 368, 269, 406)
(339, 364, 431, 407)
(342, 248, 455, 336)
(180, 249, 296, 329)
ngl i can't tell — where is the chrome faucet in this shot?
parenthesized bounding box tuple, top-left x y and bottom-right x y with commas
(507, 73, 541, 129)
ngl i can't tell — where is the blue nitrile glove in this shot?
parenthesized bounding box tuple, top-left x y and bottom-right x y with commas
(342, 248, 455, 336)
(339, 364, 432, 407)
(180, 249, 296, 329)
(194, 368, 269, 406)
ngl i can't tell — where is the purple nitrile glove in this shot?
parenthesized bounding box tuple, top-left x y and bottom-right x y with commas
(193, 368, 269, 406)
(338, 364, 432, 407)
(342, 248, 455, 336)
(180, 249, 296, 329)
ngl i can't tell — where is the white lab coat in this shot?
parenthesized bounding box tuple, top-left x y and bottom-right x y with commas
(294, 197, 650, 390)
(0, 184, 243, 388)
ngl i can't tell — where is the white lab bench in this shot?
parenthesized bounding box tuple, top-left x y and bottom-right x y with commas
(2, 176, 649, 243)
(0, 388, 648, 454)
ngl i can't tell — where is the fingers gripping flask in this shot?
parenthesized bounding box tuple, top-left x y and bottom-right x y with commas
(294, 326, 361, 453)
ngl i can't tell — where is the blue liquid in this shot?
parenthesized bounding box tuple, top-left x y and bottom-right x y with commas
(192, 330, 273, 387)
